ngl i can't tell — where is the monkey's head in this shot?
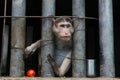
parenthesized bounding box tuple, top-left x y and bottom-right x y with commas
(53, 17, 74, 41)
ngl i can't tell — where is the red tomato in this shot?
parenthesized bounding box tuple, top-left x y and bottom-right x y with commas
(27, 69, 36, 77)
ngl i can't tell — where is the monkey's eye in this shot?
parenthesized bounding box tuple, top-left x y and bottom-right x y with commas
(60, 24, 65, 28)
(66, 24, 71, 28)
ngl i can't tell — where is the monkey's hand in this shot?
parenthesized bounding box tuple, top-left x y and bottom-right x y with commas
(24, 45, 37, 58)
(24, 40, 41, 58)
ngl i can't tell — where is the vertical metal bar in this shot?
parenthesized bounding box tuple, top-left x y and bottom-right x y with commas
(0, 25, 9, 76)
(0, 0, 8, 76)
(10, 0, 26, 76)
(41, 0, 55, 77)
(99, 0, 115, 77)
(3, 0, 7, 28)
(72, 0, 86, 77)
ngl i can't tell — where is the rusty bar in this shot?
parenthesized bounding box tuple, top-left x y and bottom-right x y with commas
(40, 0, 55, 77)
(0, 16, 97, 20)
(10, 0, 26, 77)
(72, 0, 86, 77)
(99, 0, 115, 77)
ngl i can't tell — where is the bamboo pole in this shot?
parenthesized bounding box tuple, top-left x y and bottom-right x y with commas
(99, 0, 115, 77)
(72, 0, 86, 77)
(40, 0, 55, 77)
(10, 0, 26, 77)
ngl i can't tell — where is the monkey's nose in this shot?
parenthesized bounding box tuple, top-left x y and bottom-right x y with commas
(65, 33, 68, 35)
(65, 32, 70, 36)
(65, 33, 68, 36)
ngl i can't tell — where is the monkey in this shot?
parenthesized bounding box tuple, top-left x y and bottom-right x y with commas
(24, 17, 74, 77)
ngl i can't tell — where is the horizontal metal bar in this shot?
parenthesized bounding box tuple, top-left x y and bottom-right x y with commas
(0, 16, 98, 20)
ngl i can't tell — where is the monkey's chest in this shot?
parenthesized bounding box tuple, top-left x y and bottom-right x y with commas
(54, 49, 70, 67)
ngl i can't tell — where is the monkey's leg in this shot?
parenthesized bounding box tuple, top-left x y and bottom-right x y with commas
(24, 40, 41, 58)
(59, 52, 71, 76)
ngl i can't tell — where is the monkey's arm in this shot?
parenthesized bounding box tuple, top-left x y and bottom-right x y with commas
(59, 52, 71, 76)
(47, 52, 71, 77)
(47, 54, 61, 76)
(24, 40, 41, 58)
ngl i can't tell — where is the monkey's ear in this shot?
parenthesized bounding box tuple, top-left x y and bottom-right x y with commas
(52, 19, 56, 23)
(52, 19, 56, 27)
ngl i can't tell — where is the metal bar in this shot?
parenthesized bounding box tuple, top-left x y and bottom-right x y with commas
(0, 16, 97, 20)
(99, 0, 115, 77)
(3, 0, 7, 27)
(0, 25, 9, 76)
(10, 0, 26, 77)
(72, 0, 86, 77)
(0, 0, 8, 76)
(40, 0, 55, 77)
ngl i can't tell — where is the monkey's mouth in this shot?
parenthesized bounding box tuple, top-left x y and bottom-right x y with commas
(61, 36, 71, 40)
(62, 36, 70, 38)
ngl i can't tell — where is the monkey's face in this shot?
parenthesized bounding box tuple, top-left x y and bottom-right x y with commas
(53, 21, 74, 41)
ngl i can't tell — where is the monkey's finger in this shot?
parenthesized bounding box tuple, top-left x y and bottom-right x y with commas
(47, 54, 55, 62)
